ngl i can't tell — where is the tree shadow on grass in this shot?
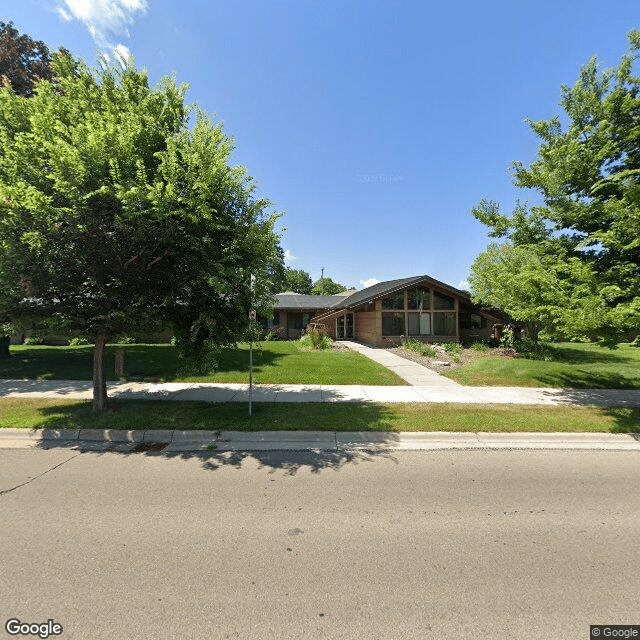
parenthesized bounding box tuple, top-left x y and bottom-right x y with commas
(0, 344, 288, 383)
(535, 370, 640, 390)
(548, 344, 637, 365)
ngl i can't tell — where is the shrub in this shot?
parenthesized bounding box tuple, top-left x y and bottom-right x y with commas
(23, 336, 43, 345)
(117, 335, 137, 345)
(299, 327, 332, 350)
(69, 336, 90, 346)
(471, 341, 489, 352)
(402, 338, 437, 358)
(436, 341, 462, 363)
(263, 330, 279, 342)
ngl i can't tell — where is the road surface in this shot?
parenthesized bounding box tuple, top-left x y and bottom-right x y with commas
(1, 447, 639, 639)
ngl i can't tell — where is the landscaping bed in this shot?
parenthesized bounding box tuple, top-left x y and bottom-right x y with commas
(387, 343, 517, 374)
(388, 342, 640, 390)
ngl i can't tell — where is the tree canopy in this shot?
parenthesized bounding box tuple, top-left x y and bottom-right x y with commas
(281, 267, 313, 294)
(0, 22, 56, 97)
(0, 52, 283, 409)
(311, 276, 347, 296)
(470, 31, 640, 346)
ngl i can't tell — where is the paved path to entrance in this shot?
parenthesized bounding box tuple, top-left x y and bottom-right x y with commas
(341, 340, 460, 387)
(2, 379, 640, 407)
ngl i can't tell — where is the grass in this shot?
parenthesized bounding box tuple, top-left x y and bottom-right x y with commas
(1, 398, 638, 433)
(445, 342, 640, 389)
(0, 342, 405, 386)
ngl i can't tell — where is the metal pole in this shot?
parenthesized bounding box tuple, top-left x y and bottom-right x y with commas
(249, 339, 253, 417)
(249, 273, 256, 418)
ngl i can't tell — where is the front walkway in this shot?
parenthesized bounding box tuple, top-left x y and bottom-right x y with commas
(341, 340, 460, 387)
(1, 379, 640, 407)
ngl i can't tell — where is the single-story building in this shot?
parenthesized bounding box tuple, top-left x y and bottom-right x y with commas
(269, 275, 507, 345)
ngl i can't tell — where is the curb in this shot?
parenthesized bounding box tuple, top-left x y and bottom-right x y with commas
(1, 429, 639, 452)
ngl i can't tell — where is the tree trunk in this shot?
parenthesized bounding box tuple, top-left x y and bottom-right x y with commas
(0, 336, 10, 358)
(92, 332, 108, 412)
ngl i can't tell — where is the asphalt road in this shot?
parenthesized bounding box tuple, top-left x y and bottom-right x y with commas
(1, 447, 639, 639)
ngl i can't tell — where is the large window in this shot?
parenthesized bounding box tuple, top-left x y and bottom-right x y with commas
(408, 287, 430, 310)
(408, 312, 431, 335)
(433, 312, 456, 336)
(288, 313, 310, 330)
(382, 292, 405, 310)
(433, 291, 455, 310)
(382, 312, 405, 336)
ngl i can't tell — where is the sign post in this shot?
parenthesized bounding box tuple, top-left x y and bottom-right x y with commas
(249, 274, 256, 418)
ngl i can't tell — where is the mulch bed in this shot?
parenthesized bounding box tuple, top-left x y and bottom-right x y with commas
(386, 345, 518, 374)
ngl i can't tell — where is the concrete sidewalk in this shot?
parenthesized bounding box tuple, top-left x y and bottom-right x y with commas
(1, 428, 639, 452)
(341, 340, 460, 387)
(2, 379, 640, 407)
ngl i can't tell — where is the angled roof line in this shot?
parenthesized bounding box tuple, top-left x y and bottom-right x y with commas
(334, 275, 471, 309)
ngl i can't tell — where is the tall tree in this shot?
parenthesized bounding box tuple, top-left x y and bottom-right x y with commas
(0, 22, 55, 97)
(470, 31, 640, 346)
(0, 23, 61, 357)
(0, 53, 282, 410)
(312, 276, 347, 295)
(282, 267, 313, 294)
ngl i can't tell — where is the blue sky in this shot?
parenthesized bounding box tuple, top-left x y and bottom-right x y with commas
(5, 0, 639, 290)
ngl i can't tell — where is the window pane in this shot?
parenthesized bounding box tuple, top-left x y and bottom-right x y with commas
(408, 312, 431, 335)
(382, 293, 405, 309)
(434, 312, 456, 336)
(408, 287, 430, 310)
(420, 313, 431, 335)
(382, 312, 405, 336)
(433, 291, 455, 310)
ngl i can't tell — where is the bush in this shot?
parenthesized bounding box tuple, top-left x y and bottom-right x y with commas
(263, 330, 279, 342)
(116, 335, 137, 345)
(299, 327, 332, 350)
(23, 336, 43, 345)
(69, 336, 90, 346)
(402, 338, 437, 358)
(471, 341, 489, 352)
(436, 341, 462, 363)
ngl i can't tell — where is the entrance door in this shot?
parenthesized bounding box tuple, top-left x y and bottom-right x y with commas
(345, 313, 354, 339)
(336, 314, 354, 340)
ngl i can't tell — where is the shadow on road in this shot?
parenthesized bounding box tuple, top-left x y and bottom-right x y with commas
(35, 441, 401, 474)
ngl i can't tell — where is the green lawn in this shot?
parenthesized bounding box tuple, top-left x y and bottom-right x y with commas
(0, 398, 638, 432)
(0, 342, 405, 386)
(445, 342, 640, 389)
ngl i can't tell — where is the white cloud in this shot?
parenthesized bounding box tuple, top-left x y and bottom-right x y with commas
(457, 280, 471, 290)
(55, 0, 148, 58)
(114, 43, 133, 66)
(283, 249, 298, 264)
(360, 278, 380, 288)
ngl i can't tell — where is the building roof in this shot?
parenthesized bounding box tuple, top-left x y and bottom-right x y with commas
(274, 293, 346, 310)
(275, 276, 471, 311)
